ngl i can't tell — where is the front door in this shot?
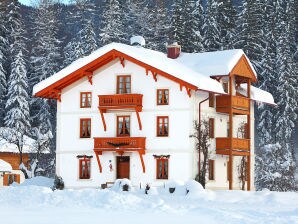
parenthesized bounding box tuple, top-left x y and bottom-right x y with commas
(117, 156, 130, 179)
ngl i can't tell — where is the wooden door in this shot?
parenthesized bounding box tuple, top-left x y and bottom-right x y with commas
(117, 156, 130, 179)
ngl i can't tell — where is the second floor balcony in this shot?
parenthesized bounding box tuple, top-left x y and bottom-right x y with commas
(98, 94, 143, 111)
(216, 95, 250, 115)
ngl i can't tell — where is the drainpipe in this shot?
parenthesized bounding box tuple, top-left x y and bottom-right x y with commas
(198, 96, 209, 177)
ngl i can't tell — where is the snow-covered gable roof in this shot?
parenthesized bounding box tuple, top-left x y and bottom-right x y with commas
(33, 43, 225, 96)
(177, 49, 257, 80)
(0, 159, 12, 172)
(33, 42, 273, 105)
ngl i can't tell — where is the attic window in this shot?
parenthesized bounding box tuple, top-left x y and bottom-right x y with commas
(80, 92, 92, 108)
(117, 75, 131, 94)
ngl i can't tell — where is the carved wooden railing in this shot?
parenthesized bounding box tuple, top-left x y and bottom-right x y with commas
(216, 95, 249, 111)
(98, 94, 143, 108)
(94, 137, 146, 150)
(216, 137, 250, 151)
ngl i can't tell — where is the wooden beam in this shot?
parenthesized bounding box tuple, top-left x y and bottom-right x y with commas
(247, 78, 251, 191)
(136, 110, 142, 130)
(95, 151, 102, 173)
(99, 109, 107, 131)
(119, 57, 125, 68)
(138, 150, 146, 173)
(229, 75, 233, 190)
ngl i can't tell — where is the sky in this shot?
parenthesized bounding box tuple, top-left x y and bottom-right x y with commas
(18, 0, 71, 6)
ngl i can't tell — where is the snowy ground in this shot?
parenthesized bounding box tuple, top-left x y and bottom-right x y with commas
(0, 178, 298, 224)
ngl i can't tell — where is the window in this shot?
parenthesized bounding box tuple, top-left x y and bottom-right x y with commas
(117, 116, 130, 136)
(223, 82, 229, 93)
(80, 119, 91, 138)
(80, 92, 92, 108)
(157, 116, 169, 137)
(209, 93, 214, 107)
(3, 174, 20, 186)
(208, 160, 215, 180)
(117, 75, 131, 94)
(156, 159, 168, 179)
(209, 118, 215, 138)
(79, 158, 91, 179)
(157, 89, 169, 105)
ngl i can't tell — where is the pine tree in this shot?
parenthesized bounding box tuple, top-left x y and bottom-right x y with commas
(0, 2, 8, 126)
(100, 0, 126, 45)
(217, 0, 237, 49)
(202, 0, 221, 51)
(183, 0, 204, 52)
(64, 0, 97, 65)
(169, 0, 184, 45)
(5, 50, 30, 165)
(235, 0, 264, 71)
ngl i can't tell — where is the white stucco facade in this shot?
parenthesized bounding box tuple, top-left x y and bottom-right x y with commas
(55, 59, 254, 190)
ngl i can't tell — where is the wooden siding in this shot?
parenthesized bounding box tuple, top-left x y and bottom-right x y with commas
(0, 153, 29, 170)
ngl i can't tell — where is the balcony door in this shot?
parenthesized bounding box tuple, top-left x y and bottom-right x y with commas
(117, 116, 130, 137)
(117, 156, 130, 179)
(117, 75, 131, 94)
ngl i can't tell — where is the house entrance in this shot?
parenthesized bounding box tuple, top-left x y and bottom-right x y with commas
(117, 156, 130, 179)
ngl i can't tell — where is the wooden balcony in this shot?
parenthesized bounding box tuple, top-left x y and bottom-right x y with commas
(94, 137, 146, 151)
(93, 137, 146, 173)
(98, 94, 143, 111)
(216, 95, 250, 115)
(216, 137, 250, 156)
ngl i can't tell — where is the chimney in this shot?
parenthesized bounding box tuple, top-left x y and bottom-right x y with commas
(167, 42, 181, 59)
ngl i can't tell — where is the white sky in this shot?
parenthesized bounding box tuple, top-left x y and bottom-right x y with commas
(18, 0, 71, 6)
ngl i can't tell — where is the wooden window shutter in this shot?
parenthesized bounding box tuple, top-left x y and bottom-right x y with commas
(209, 93, 214, 107)
(208, 160, 215, 180)
(16, 174, 21, 184)
(3, 174, 8, 186)
(209, 118, 214, 138)
(227, 161, 231, 181)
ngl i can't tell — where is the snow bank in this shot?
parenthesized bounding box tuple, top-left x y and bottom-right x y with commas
(111, 178, 133, 192)
(13, 176, 54, 188)
(0, 184, 297, 224)
(0, 159, 12, 172)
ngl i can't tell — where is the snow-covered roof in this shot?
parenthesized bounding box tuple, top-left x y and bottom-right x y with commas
(33, 42, 273, 105)
(0, 135, 35, 153)
(177, 49, 257, 79)
(239, 84, 276, 105)
(0, 159, 12, 172)
(33, 43, 225, 95)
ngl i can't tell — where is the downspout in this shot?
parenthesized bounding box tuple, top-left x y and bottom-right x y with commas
(198, 96, 209, 177)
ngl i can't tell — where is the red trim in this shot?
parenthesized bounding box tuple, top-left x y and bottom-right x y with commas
(208, 160, 215, 180)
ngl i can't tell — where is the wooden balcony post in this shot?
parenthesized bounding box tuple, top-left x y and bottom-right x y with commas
(229, 75, 233, 190)
(247, 78, 251, 191)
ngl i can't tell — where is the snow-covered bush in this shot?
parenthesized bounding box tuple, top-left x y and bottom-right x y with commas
(52, 175, 64, 191)
(185, 180, 204, 196)
(165, 180, 185, 195)
(111, 179, 133, 192)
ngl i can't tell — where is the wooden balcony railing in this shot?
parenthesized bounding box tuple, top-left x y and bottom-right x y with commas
(98, 94, 143, 109)
(216, 137, 250, 151)
(94, 137, 146, 150)
(216, 95, 249, 114)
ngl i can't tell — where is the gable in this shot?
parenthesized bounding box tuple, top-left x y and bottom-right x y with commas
(230, 55, 257, 83)
(33, 49, 200, 100)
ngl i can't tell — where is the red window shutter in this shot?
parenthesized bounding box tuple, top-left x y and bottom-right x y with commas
(209, 93, 214, 107)
(208, 160, 214, 180)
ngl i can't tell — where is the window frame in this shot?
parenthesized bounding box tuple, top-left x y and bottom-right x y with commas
(156, 89, 169, 105)
(116, 75, 131, 94)
(156, 116, 169, 137)
(156, 158, 169, 179)
(209, 118, 215, 139)
(80, 92, 92, 108)
(80, 118, 91, 138)
(79, 157, 91, 179)
(208, 160, 215, 180)
(117, 115, 131, 137)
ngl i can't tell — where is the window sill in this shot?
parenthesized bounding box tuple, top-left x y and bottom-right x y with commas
(77, 178, 93, 181)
